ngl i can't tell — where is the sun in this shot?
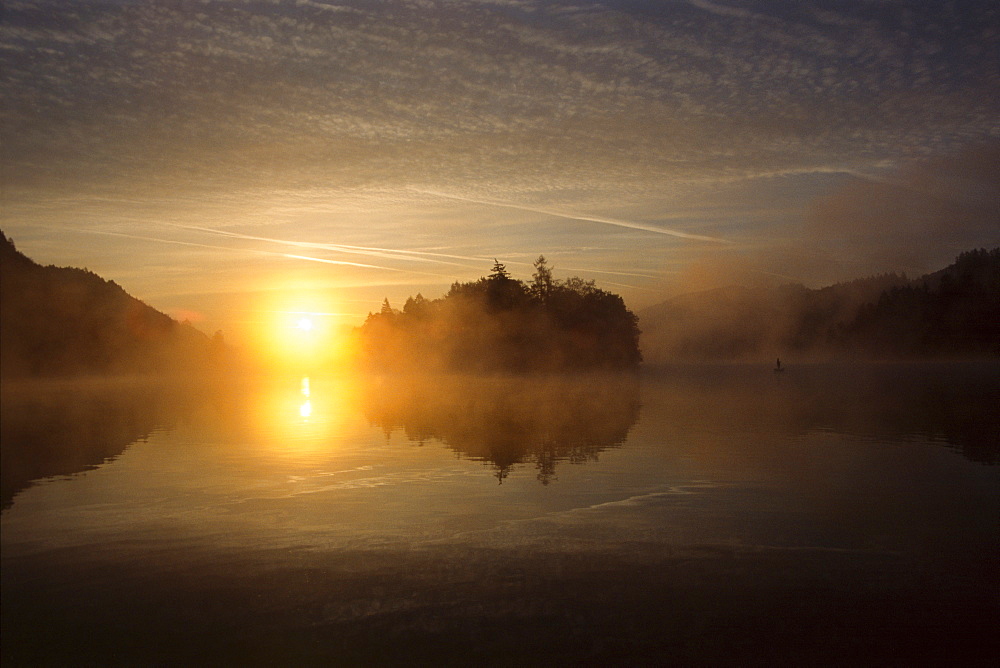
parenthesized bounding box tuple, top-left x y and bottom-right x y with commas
(250, 289, 356, 370)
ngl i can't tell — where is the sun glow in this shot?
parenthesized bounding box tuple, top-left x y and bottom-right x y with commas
(234, 374, 362, 456)
(299, 376, 312, 418)
(248, 287, 356, 371)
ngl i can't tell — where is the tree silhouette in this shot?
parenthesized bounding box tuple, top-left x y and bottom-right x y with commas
(531, 255, 554, 302)
(0, 230, 219, 378)
(403, 293, 428, 317)
(357, 258, 641, 371)
(837, 248, 1000, 357)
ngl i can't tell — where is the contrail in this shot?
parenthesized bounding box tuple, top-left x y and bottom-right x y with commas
(282, 254, 404, 271)
(161, 223, 489, 267)
(412, 189, 733, 244)
(282, 253, 466, 280)
(560, 265, 660, 279)
(595, 279, 658, 292)
(156, 223, 676, 282)
(63, 224, 672, 287)
(59, 227, 398, 270)
(76, 224, 470, 280)
(163, 222, 668, 282)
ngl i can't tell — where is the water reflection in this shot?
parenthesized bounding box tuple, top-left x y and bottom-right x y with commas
(359, 374, 642, 482)
(2, 364, 997, 665)
(642, 362, 1000, 466)
(2, 364, 994, 512)
(0, 379, 187, 508)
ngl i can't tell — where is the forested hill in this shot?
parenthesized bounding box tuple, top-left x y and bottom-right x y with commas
(357, 258, 641, 372)
(837, 248, 1000, 356)
(640, 248, 1000, 362)
(1, 230, 219, 378)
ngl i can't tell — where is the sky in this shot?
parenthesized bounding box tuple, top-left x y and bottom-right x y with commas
(2, 0, 998, 342)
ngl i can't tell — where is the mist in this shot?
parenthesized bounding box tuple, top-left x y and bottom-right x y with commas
(354, 258, 642, 373)
(639, 247, 999, 364)
(638, 143, 1000, 364)
(806, 140, 1000, 278)
(3, 2, 999, 664)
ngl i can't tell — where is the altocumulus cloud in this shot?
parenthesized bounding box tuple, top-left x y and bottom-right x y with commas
(1, 0, 997, 315)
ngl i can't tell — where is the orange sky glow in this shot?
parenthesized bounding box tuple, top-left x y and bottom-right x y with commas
(2, 1, 997, 351)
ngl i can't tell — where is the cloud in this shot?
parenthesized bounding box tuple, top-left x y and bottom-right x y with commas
(806, 141, 1000, 276)
(2, 0, 998, 324)
(684, 0, 764, 22)
(56, 227, 402, 272)
(413, 189, 734, 243)
(162, 223, 492, 268)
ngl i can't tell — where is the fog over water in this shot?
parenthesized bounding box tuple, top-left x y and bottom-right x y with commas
(3, 2, 998, 663)
(3, 363, 998, 665)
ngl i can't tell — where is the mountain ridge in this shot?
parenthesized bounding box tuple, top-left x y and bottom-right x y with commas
(639, 249, 1000, 363)
(1, 230, 219, 378)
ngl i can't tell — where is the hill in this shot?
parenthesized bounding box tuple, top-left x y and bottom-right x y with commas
(640, 249, 1000, 363)
(1, 230, 219, 378)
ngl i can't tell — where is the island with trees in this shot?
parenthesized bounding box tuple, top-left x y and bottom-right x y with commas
(356, 257, 642, 372)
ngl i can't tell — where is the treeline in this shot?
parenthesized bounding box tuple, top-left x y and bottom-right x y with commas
(357, 257, 641, 372)
(640, 248, 1000, 362)
(834, 248, 1000, 356)
(1, 230, 223, 378)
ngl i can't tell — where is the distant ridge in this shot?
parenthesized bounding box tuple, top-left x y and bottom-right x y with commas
(1, 230, 217, 378)
(640, 249, 1000, 362)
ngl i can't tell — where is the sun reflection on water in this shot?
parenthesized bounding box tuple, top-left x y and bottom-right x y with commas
(226, 373, 362, 455)
(299, 377, 312, 419)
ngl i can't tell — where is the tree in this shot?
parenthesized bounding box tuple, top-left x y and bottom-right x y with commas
(531, 255, 554, 302)
(490, 259, 511, 281)
(563, 276, 596, 295)
(357, 258, 642, 371)
(485, 258, 528, 311)
(403, 293, 428, 317)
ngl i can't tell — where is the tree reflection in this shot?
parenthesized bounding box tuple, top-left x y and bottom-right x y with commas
(642, 361, 1000, 466)
(359, 374, 642, 482)
(0, 379, 189, 509)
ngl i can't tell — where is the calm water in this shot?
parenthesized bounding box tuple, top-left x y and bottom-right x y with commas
(2, 363, 998, 666)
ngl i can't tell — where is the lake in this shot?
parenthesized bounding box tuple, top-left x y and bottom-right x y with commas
(2, 363, 998, 666)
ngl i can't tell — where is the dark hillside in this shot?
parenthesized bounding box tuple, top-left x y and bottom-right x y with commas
(836, 248, 1000, 356)
(1, 230, 215, 377)
(640, 249, 999, 362)
(639, 275, 907, 363)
